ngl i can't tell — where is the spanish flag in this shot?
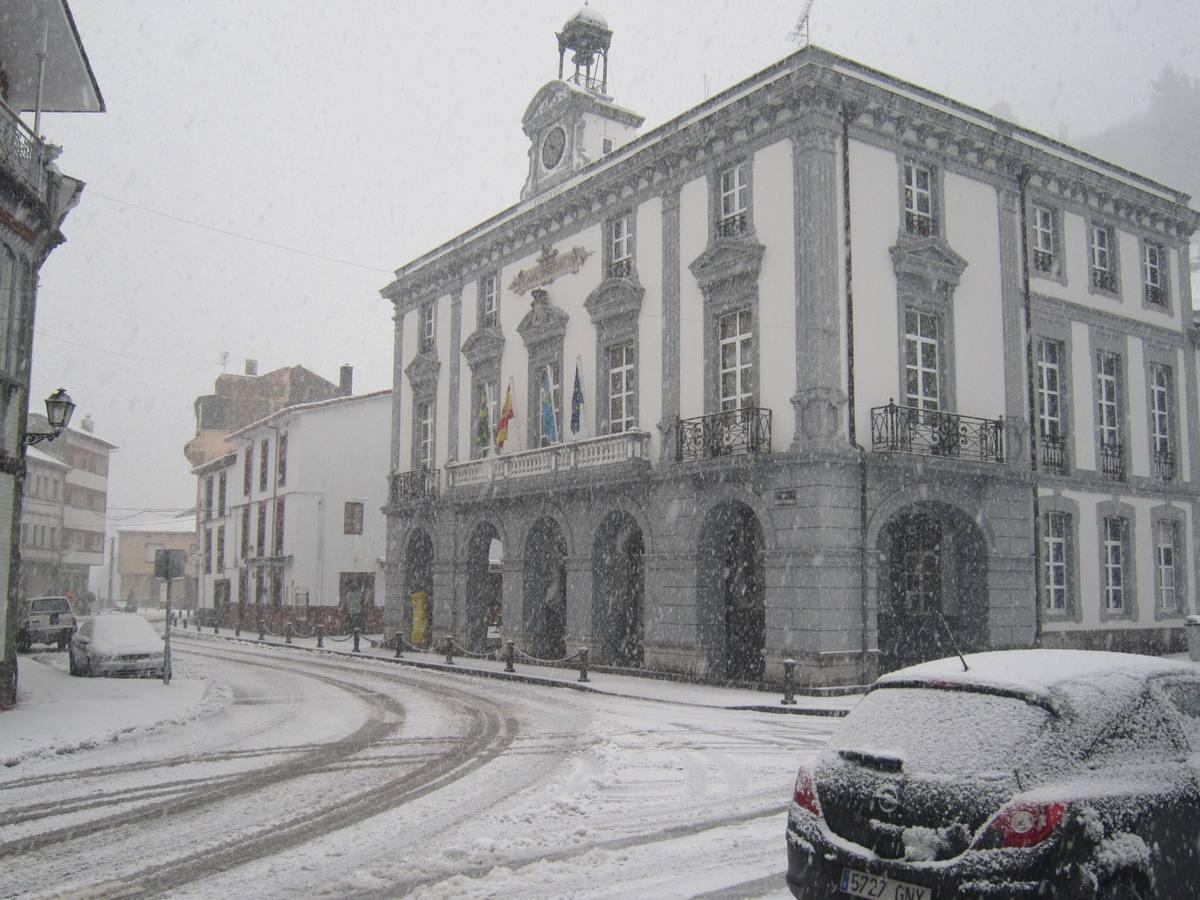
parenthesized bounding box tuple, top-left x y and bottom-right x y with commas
(495, 380, 515, 450)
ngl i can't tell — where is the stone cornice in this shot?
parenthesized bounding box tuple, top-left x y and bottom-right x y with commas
(889, 234, 968, 294)
(583, 276, 644, 327)
(403, 352, 440, 392)
(688, 236, 766, 295)
(460, 326, 505, 370)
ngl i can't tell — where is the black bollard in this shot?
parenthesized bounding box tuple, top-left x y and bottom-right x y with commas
(285, 622, 294, 645)
(353, 628, 361, 653)
(316, 624, 324, 648)
(444, 636, 454, 665)
(258, 620, 265, 642)
(213, 618, 219, 635)
(578, 647, 589, 683)
(782, 658, 796, 706)
(234, 622, 241, 638)
(394, 633, 403, 658)
(505, 640, 515, 673)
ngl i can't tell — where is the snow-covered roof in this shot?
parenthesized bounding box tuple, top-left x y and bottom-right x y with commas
(226, 389, 391, 440)
(25, 446, 70, 469)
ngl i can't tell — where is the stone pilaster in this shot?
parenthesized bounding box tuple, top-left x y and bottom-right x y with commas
(389, 305, 405, 474)
(658, 187, 681, 462)
(996, 186, 1028, 467)
(448, 289, 463, 463)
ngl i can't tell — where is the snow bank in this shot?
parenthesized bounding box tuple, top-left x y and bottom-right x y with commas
(0, 655, 224, 769)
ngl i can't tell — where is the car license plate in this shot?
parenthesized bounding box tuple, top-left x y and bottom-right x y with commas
(840, 866, 930, 900)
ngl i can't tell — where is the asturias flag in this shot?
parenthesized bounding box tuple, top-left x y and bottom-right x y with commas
(495, 381, 514, 450)
(570, 360, 584, 434)
(540, 365, 559, 445)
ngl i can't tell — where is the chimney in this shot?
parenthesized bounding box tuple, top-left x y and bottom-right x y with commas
(339, 364, 353, 396)
(244, 359, 258, 376)
(80, 414, 94, 434)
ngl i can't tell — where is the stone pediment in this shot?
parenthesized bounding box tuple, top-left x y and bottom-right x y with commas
(461, 327, 505, 370)
(584, 277, 644, 327)
(521, 81, 583, 137)
(517, 289, 569, 349)
(688, 237, 766, 295)
(404, 352, 440, 391)
(889, 235, 968, 294)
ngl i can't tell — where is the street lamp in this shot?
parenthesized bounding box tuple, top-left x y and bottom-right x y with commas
(25, 388, 76, 445)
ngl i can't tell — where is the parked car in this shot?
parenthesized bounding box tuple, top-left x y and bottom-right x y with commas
(785, 649, 1200, 899)
(69, 614, 165, 678)
(16, 595, 78, 651)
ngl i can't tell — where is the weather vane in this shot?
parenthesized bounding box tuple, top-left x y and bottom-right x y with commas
(788, 0, 816, 47)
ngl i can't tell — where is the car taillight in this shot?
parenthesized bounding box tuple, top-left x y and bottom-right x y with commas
(792, 766, 821, 817)
(983, 801, 1064, 848)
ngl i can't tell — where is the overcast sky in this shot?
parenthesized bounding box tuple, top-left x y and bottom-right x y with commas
(29, 0, 1199, 528)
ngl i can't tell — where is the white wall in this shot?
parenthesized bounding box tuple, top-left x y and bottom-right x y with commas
(678, 175, 708, 420)
(755, 138, 797, 452)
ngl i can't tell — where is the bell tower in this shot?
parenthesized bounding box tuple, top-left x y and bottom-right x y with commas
(520, 6, 644, 201)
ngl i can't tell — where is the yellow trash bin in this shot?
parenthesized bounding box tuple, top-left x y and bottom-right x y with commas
(410, 591, 429, 647)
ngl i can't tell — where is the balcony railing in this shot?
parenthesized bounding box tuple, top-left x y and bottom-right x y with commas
(0, 102, 44, 196)
(446, 430, 650, 489)
(871, 401, 1004, 463)
(1039, 433, 1067, 474)
(905, 212, 934, 237)
(608, 257, 632, 278)
(716, 212, 748, 238)
(1099, 440, 1125, 481)
(1033, 250, 1054, 273)
(1144, 284, 1166, 307)
(1153, 447, 1175, 482)
(390, 467, 439, 503)
(1091, 268, 1117, 292)
(676, 407, 771, 462)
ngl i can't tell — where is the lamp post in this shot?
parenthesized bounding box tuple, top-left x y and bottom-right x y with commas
(25, 389, 76, 445)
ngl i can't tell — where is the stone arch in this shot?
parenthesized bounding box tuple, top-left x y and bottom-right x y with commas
(464, 521, 503, 652)
(696, 500, 767, 681)
(875, 499, 988, 673)
(867, 481, 996, 554)
(403, 526, 436, 646)
(523, 516, 568, 659)
(591, 509, 645, 667)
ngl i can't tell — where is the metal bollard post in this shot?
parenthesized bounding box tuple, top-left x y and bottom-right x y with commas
(578, 647, 589, 683)
(316, 624, 324, 648)
(285, 622, 294, 645)
(505, 640, 515, 673)
(781, 658, 796, 706)
(394, 632, 403, 658)
(353, 628, 361, 653)
(444, 635, 454, 665)
(213, 618, 219, 635)
(234, 622, 241, 638)
(258, 620, 265, 642)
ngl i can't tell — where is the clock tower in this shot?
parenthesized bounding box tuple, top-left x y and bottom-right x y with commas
(520, 6, 644, 201)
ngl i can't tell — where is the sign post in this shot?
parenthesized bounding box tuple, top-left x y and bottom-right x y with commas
(155, 549, 186, 685)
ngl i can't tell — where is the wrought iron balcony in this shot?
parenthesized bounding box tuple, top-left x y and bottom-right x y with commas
(1039, 433, 1067, 474)
(871, 401, 1004, 463)
(1099, 440, 1125, 481)
(0, 102, 46, 197)
(1144, 284, 1166, 307)
(608, 257, 632, 278)
(905, 212, 934, 237)
(676, 407, 771, 462)
(390, 467, 439, 503)
(1091, 268, 1117, 292)
(446, 430, 650, 489)
(716, 212, 748, 238)
(1153, 447, 1175, 482)
(1033, 250, 1054, 273)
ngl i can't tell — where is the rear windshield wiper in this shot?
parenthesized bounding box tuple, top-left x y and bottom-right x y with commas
(837, 749, 904, 772)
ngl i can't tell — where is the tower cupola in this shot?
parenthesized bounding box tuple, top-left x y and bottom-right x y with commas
(557, 6, 612, 96)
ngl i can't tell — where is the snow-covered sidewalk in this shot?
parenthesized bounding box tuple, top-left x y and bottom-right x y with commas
(0, 654, 217, 768)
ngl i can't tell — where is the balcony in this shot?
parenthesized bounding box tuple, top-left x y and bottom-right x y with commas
(0, 102, 45, 197)
(676, 407, 771, 462)
(1033, 250, 1054, 273)
(1039, 433, 1067, 474)
(446, 430, 650, 490)
(389, 467, 439, 503)
(1091, 268, 1117, 292)
(871, 401, 1004, 463)
(1144, 284, 1166, 307)
(608, 257, 633, 278)
(716, 212, 748, 238)
(1153, 447, 1175, 482)
(905, 212, 934, 237)
(1099, 440, 1125, 481)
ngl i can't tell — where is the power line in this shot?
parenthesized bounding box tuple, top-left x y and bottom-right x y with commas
(34, 329, 220, 366)
(84, 189, 393, 274)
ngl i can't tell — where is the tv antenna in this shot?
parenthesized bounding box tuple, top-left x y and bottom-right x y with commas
(788, 0, 816, 47)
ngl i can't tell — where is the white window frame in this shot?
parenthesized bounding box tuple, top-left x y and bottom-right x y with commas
(904, 309, 940, 413)
(1036, 338, 1063, 440)
(417, 400, 433, 469)
(903, 162, 934, 236)
(1043, 511, 1069, 612)
(1150, 363, 1171, 456)
(420, 301, 436, 354)
(1102, 515, 1125, 611)
(1096, 351, 1121, 447)
(720, 164, 748, 221)
(1143, 242, 1166, 305)
(539, 363, 562, 447)
(1032, 205, 1055, 271)
(480, 275, 498, 329)
(1155, 519, 1178, 612)
(608, 342, 635, 433)
(718, 309, 753, 411)
(612, 215, 632, 267)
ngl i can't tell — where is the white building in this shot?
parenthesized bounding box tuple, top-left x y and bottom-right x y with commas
(381, 11, 1200, 686)
(194, 391, 391, 633)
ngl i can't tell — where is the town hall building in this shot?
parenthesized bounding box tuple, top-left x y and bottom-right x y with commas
(380, 9, 1200, 687)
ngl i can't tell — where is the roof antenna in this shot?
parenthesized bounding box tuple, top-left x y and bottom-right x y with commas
(935, 609, 970, 671)
(788, 0, 816, 47)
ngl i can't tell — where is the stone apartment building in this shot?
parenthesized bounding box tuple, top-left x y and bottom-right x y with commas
(381, 11, 1199, 688)
(1, 0, 104, 705)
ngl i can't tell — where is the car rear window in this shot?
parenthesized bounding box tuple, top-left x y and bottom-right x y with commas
(833, 687, 1051, 776)
(93, 615, 160, 642)
(30, 598, 70, 613)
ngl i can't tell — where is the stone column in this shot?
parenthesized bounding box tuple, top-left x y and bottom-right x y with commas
(657, 187, 681, 462)
(448, 289, 463, 463)
(790, 121, 846, 450)
(389, 305, 405, 473)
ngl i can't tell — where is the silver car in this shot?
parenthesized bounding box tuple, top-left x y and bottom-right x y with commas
(69, 614, 165, 678)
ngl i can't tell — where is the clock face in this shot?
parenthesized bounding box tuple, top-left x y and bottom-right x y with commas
(541, 126, 566, 170)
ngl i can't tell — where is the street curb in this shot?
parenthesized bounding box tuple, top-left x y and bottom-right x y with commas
(175, 631, 852, 718)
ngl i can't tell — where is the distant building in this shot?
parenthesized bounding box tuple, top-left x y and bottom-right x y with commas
(114, 520, 197, 610)
(381, 11, 1199, 688)
(194, 390, 390, 633)
(1, 0, 104, 705)
(18, 447, 70, 599)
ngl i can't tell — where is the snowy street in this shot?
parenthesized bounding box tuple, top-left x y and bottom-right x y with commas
(0, 636, 843, 898)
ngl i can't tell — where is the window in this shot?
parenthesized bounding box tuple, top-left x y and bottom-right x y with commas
(344, 501, 364, 535)
(243, 447, 252, 496)
(241, 506, 250, 558)
(420, 300, 436, 354)
(273, 497, 285, 555)
(216, 525, 226, 572)
(609, 214, 633, 277)
(1036, 339, 1066, 472)
(1043, 511, 1070, 612)
(1142, 242, 1167, 307)
(277, 433, 287, 486)
(1155, 520, 1179, 612)
(608, 343, 636, 433)
(480, 274, 498, 328)
(718, 309, 753, 411)
(204, 477, 214, 521)
(1149, 363, 1174, 480)
(417, 400, 433, 468)
(1031, 205, 1059, 275)
(538, 362, 562, 446)
(904, 309, 940, 413)
(204, 529, 213, 574)
(1096, 350, 1123, 480)
(1102, 515, 1127, 612)
(256, 503, 266, 557)
(717, 163, 749, 237)
(601, 137, 613, 155)
(259, 439, 269, 492)
(217, 472, 227, 516)
(473, 381, 497, 458)
(903, 162, 935, 236)
(1089, 224, 1117, 292)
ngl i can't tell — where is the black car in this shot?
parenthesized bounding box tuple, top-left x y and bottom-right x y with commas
(786, 650, 1200, 899)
